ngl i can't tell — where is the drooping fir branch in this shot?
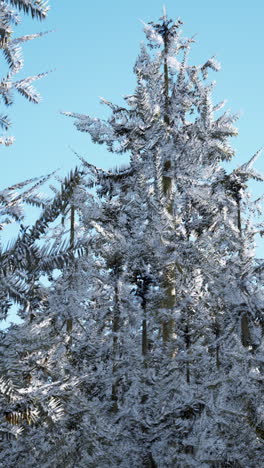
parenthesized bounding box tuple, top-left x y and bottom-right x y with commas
(9, 1, 50, 20)
(28, 167, 84, 242)
(0, 172, 55, 316)
(0, 0, 50, 143)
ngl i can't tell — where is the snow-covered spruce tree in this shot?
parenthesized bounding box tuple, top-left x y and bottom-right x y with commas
(2, 11, 264, 467)
(62, 11, 264, 467)
(0, 168, 90, 452)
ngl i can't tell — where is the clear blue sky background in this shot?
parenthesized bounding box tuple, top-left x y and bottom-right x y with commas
(2, 0, 264, 244)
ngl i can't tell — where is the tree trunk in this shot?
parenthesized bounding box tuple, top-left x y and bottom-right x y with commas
(111, 278, 120, 412)
(237, 199, 252, 348)
(66, 205, 75, 349)
(161, 32, 176, 347)
(241, 312, 251, 347)
(185, 321, 190, 384)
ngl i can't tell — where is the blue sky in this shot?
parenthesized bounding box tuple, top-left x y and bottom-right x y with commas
(2, 0, 264, 237)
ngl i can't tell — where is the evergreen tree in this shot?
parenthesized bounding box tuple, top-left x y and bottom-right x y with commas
(63, 11, 264, 466)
